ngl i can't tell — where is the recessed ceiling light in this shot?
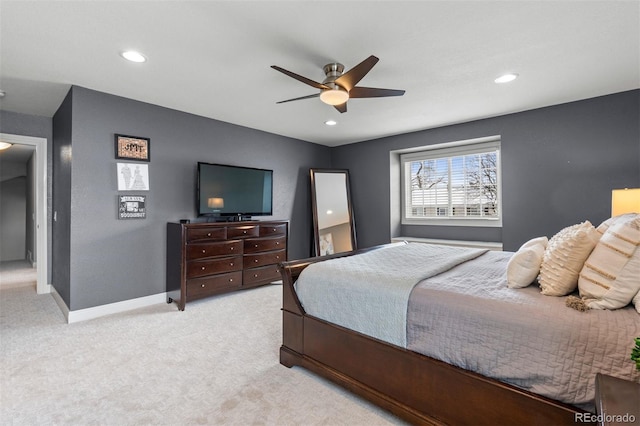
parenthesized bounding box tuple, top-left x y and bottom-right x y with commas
(0, 90, 6, 98)
(326, 210, 333, 215)
(324, 120, 337, 126)
(120, 50, 147, 63)
(0, 142, 12, 150)
(494, 73, 518, 84)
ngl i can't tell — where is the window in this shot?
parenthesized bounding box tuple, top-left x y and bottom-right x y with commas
(401, 138, 501, 227)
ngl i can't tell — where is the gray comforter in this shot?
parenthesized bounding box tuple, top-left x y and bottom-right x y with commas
(407, 249, 640, 410)
(295, 243, 487, 347)
(295, 243, 640, 409)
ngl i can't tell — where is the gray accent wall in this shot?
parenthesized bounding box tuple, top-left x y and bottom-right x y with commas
(54, 86, 330, 311)
(7, 87, 639, 312)
(52, 90, 73, 307)
(331, 90, 639, 252)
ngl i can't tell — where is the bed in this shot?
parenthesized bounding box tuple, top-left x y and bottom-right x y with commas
(278, 241, 640, 425)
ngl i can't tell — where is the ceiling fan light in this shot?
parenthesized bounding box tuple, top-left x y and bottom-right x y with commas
(320, 88, 349, 106)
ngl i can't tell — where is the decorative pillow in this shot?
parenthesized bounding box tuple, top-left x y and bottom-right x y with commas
(507, 237, 548, 288)
(579, 217, 640, 310)
(596, 213, 639, 234)
(538, 221, 600, 296)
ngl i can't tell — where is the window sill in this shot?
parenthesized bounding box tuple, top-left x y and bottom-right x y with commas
(401, 218, 502, 227)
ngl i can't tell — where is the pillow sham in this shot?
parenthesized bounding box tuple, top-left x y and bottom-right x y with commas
(507, 237, 548, 289)
(579, 217, 640, 310)
(538, 221, 600, 296)
(596, 213, 639, 234)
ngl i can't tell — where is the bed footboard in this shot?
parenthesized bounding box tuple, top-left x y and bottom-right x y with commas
(278, 243, 590, 425)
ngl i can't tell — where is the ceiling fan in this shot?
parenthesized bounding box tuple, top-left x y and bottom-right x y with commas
(271, 55, 405, 113)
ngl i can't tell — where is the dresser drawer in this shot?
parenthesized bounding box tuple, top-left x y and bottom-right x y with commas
(244, 249, 286, 268)
(186, 255, 242, 279)
(227, 225, 259, 239)
(243, 264, 281, 286)
(186, 271, 242, 299)
(244, 236, 287, 254)
(259, 223, 287, 237)
(186, 240, 243, 260)
(186, 227, 227, 243)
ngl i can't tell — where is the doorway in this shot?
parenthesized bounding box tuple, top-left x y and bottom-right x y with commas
(0, 133, 49, 294)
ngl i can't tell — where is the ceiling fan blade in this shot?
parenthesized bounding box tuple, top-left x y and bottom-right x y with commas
(334, 102, 347, 113)
(349, 86, 405, 98)
(334, 55, 379, 91)
(271, 65, 330, 90)
(276, 93, 320, 104)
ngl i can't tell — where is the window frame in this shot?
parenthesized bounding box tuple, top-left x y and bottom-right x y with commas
(400, 137, 502, 227)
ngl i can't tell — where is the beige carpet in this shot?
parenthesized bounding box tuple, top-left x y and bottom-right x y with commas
(0, 280, 404, 425)
(0, 260, 37, 289)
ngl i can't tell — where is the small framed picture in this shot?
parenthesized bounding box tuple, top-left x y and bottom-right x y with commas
(115, 134, 150, 162)
(117, 163, 149, 191)
(118, 195, 146, 219)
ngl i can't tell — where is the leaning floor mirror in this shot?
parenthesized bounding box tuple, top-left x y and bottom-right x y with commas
(310, 169, 357, 256)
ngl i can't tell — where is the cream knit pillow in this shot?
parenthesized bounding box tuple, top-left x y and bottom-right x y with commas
(579, 217, 640, 310)
(538, 221, 600, 296)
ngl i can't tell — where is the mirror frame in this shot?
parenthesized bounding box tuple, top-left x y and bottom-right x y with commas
(310, 168, 357, 256)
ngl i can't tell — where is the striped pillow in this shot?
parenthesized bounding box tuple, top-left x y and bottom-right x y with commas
(579, 216, 640, 310)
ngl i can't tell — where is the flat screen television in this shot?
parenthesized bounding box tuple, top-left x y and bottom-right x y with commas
(197, 162, 273, 219)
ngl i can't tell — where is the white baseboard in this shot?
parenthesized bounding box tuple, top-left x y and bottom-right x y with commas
(391, 236, 503, 251)
(50, 287, 168, 324)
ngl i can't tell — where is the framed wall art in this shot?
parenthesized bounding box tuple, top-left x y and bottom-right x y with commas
(115, 134, 150, 162)
(117, 163, 149, 191)
(118, 195, 146, 219)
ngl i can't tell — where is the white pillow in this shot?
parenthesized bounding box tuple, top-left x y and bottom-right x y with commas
(539, 221, 600, 296)
(507, 237, 548, 288)
(520, 236, 549, 250)
(579, 217, 640, 310)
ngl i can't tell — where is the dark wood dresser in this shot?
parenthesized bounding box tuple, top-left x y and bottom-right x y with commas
(166, 220, 288, 310)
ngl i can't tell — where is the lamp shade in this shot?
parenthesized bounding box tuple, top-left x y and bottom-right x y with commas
(611, 188, 640, 216)
(208, 197, 224, 209)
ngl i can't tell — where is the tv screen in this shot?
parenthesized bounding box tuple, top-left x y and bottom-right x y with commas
(197, 162, 273, 218)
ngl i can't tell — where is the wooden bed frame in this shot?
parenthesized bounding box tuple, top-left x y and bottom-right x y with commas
(278, 245, 591, 425)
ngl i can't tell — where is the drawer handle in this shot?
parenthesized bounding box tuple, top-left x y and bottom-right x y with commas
(276, 255, 280, 259)
(202, 249, 206, 253)
(254, 274, 258, 278)
(276, 242, 280, 245)
(229, 278, 233, 282)
(254, 259, 258, 263)
(201, 284, 205, 288)
(243, 230, 247, 234)
(207, 232, 211, 237)
(201, 266, 206, 270)
(230, 247, 234, 250)
(255, 244, 259, 248)
(273, 228, 276, 231)
(230, 262, 234, 266)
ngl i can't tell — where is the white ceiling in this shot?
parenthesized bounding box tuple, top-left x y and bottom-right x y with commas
(0, 1, 638, 147)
